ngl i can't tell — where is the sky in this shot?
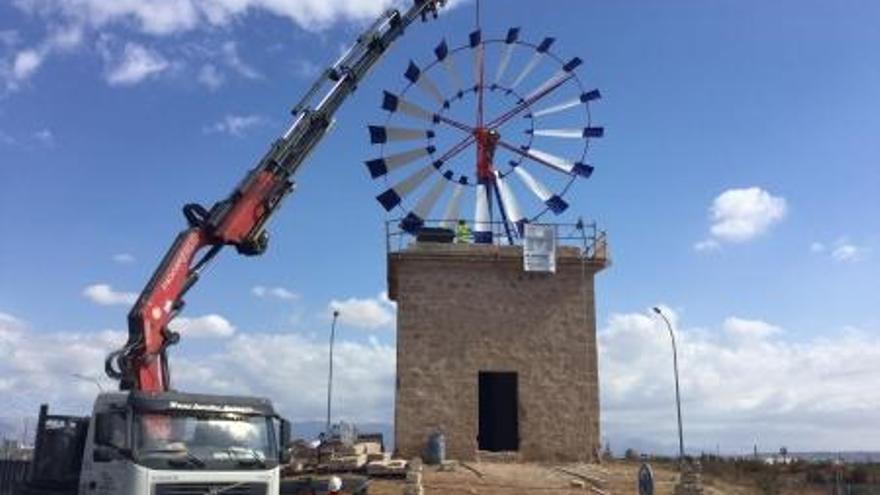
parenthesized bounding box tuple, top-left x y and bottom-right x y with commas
(1, 0, 879, 455)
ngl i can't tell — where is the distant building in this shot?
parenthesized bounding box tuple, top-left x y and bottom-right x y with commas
(389, 232, 608, 462)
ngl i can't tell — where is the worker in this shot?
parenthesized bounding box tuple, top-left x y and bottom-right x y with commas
(455, 219, 472, 243)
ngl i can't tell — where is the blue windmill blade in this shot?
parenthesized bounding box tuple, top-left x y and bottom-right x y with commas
(368, 125, 435, 144)
(364, 145, 436, 178)
(529, 90, 601, 118)
(381, 91, 436, 122)
(375, 164, 436, 211)
(494, 28, 520, 85)
(404, 60, 447, 107)
(512, 165, 569, 215)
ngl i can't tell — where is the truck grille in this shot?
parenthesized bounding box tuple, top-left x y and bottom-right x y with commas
(154, 482, 267, 495)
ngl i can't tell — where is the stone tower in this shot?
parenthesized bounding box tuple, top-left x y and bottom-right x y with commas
(388, 237, 608, 462)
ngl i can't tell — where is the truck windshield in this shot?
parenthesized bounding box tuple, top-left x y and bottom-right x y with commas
(133, 413, 277, 470)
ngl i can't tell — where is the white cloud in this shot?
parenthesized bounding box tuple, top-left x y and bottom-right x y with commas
(0, 312, 122, 417)
(252, 285, 299, 301)
(0, 311, 393, 429)
(112, 253, 136, 264)
(105, 42, 169, 86)
(693, 239, 720, 253)
(1, 25, 83, 91)
(11, 0, 402, 36)
(204, 114, 265, 136)
(12, 49, 43, 80)
(168, 314, 236, 339)
(831, 243, 867, 263)
(812, 237, 869, 263)
(600, 307, 880, 453)
(700, 187, 787, 246)
(33, 128, 53, 146)
(292, 59, 320, 79)
(221, 41, 260, 79)
(329, 292, 395, 330)
(197, 63, 224, 90)
(82, 283, 138, 306)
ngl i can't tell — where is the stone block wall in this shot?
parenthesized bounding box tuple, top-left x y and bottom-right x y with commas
(389, 242, 607, 462)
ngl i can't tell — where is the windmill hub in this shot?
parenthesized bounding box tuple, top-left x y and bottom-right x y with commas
(475, 127, 500, 181)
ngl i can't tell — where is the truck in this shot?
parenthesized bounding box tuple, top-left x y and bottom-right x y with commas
(16, 1, 445, 494)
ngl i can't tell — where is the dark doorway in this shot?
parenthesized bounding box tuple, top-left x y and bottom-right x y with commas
(478, 371, 519, 451)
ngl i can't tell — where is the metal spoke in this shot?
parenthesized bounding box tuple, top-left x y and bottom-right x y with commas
(434, 114, 476, 134)
(485, 72, 574, 129)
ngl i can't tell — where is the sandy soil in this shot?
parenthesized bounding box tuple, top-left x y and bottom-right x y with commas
(366, 460, 761, 495)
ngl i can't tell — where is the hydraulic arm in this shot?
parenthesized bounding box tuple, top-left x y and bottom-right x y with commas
(106, 0, 445, 392)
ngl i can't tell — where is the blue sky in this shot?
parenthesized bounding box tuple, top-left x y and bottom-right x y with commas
(1, 0, 879, 454)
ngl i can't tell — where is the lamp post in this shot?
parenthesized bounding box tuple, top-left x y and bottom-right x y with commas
(326, 310, 340, 437)
(652, 306, 685, 467)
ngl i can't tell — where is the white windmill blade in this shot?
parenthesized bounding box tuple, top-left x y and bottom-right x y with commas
(474, 183, 492, 243)
(412, 174, 449, 221)
(513, 165, 569, 214)
(511, 37, 554, 89)
(521, 146, 593, 177)
(404, 60, 446, 106)
(494, 171, 526, 229)
(434, 39, 466, 95)
(375, 164, 435, 211)
(494, 28, 519, 84)
(470, 29, 483, 87)
(530, 89, 601, 118)
(365, 145, 436, 178)
(368, 125, 434, 144)
(440, 182, 465, 228)
(527, 126, 605, 139)
(524, 57, 580, 101)
(381, 91, 435, 122)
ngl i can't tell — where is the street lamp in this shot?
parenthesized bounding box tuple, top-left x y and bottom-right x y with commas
(652, 306, 685, 466)
(326, 310, 340, 437)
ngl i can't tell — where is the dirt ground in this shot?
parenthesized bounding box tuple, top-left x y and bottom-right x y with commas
(367, 460, 761, 495)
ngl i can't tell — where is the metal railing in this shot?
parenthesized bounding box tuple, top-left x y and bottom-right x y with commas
(385, 218, 608, 261)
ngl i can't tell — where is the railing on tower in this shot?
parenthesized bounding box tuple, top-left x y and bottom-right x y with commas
(385, 218, 608, 262)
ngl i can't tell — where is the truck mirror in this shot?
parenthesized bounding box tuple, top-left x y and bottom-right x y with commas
(94, 412, 126, 449)
(94, 413, 114, 446)
(279, 419, 292, 463)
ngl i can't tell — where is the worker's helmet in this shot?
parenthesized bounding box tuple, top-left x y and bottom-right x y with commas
(458, 219, 466, 225)
(328, 476, 343, 492)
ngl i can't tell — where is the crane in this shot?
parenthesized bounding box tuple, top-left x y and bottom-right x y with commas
(16, 3, 446, 494)
(105, 0, 446, 393)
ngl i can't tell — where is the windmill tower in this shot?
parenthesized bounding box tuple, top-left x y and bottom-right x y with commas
(367, 9, 609, 462)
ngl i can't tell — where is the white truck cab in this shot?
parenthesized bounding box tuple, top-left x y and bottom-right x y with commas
(22, 391, 290, 495)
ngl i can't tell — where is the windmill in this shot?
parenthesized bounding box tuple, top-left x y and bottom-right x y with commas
(365, 5, 603, 245)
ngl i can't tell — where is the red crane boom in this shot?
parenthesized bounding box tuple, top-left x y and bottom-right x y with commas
(105, 0, 446, 392)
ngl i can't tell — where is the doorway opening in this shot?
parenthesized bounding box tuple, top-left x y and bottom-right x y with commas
(478, 371, 519, 451)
